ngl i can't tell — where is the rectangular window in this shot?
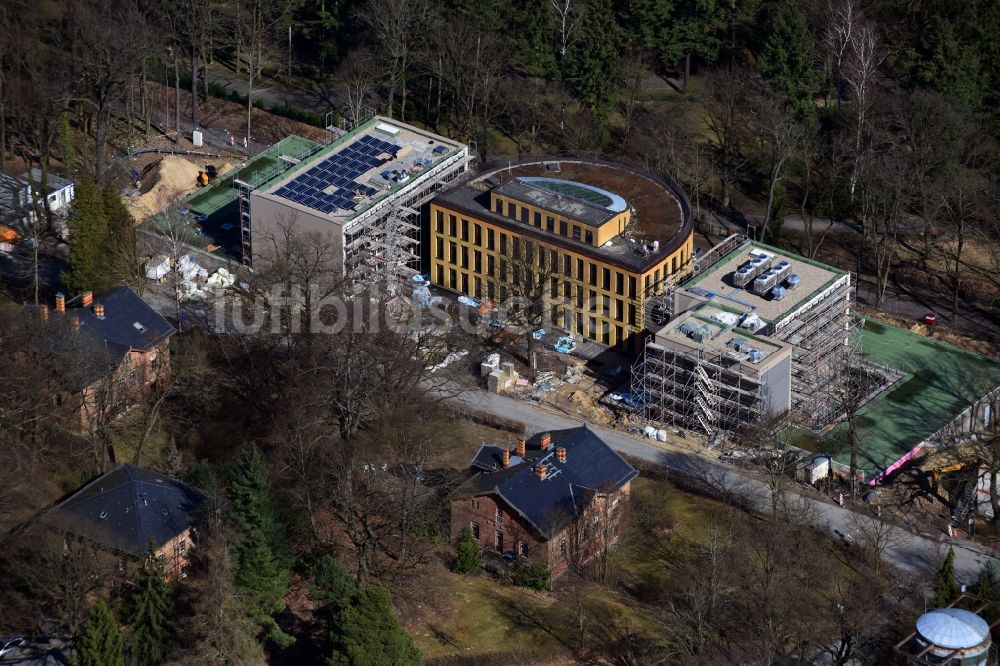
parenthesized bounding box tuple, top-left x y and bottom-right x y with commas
(507, 201, 516, 218)
(550, 277, 558, 298)
(589, 263, 598, 287)
(474, 250, 482, 273)
(435, 210, 444, 233)
(628, 276, 637, 299)
(474, 224, 482, 247)
(494, 197, 502, 213)
(500, 259, 507, 281)
(450, 215, 457, 237)
(572, 226, 581, 241)
(449, 269, 457, 290)
(576, 258, 584, 280)
(449, 241, 457, 263)
(512, 237, 520, 259)
(436, 264, 444, 284)
(436, 237, 444, 260)
(560, 540, 567, 555)
(521, 207, 529, 224)
(462, 273, 469, 293)
(629, 303, 639, 327)
(475, 277, 483, 298)
(495, 531, 504, 551)
(496, 507, 503, 522)
(487, 255, 495, 277)
(585, 230, 594, 244)
(471, 521, 480, 540)
(560, 220, 568, 236)
(461, 246, 469, 269)
(615, 325, 624, 345)
(461, 218, 469, 241)
(488, 228, 495, 250)
(602, 268, 611, 290)
(616, 272, 624, 294)
(518, 541, 528, 558)
(672, 256, 677, 274)
(564, 255, 572, 275)
(534, 211, 542, 227)
(546, 216, 554, 232)
(615, 299, 624, 320)
(487, 281, 495, 300)
(500, 234, 507, 254)
(472, 499, 480, 510)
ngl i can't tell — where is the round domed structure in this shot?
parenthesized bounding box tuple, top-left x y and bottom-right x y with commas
(914, 608, 991, 665)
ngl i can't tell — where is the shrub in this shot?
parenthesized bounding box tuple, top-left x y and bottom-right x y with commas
(514, 564, 551, 591)
(453, 529, 480, 574)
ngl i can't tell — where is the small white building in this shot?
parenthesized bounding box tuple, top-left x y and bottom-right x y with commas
(19, 168, 75, 212)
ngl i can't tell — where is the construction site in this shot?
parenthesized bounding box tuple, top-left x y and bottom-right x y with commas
(633, 235, 854, 435)
(148, 114, 472, 285)
(632, 235, 1000, 484)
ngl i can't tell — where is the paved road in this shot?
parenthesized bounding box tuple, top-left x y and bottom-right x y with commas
(442, 384, 1000, 584)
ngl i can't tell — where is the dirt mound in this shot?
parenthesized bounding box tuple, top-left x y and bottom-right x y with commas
(126, 156, 232, 222)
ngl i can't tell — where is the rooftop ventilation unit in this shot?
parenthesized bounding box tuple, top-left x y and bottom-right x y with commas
(691, 326, 711, 343)
(772, 286, 787, 301)
(786, 274, 801, 290)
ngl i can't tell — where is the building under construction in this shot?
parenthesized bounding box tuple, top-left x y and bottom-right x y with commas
(632, 235, 854, 438)
(239, 116, 471, 281)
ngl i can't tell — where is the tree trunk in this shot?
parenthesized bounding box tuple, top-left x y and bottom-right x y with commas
(95, 102, 108, 183)
(173, 51, 181, 144)
(191, 44, 199, 128)
(683, 52, 691, 90)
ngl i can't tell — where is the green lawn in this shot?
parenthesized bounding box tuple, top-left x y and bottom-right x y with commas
(822, 319, 1000, 477)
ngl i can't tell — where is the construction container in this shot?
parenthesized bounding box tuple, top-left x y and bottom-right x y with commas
(804, 457, 830, 483)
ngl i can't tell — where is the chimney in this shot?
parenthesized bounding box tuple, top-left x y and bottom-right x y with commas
(81, 291, 93, 308)
(70, 315, 80, 333)
(556, 447, 567, 463)
(540, 433, 552, 450)
(55, 292, 65, 313)
(94, 303, 105, 319)
(39, 305, 48, 322)
(517, 438, 526, 458)
(502, 448, 510, 469)
(535, 463, 547, 480)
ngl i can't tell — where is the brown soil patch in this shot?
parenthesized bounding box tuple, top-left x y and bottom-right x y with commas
(125, 155, 234, 222)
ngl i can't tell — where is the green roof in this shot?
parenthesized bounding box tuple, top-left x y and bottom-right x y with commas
(184, 135, 322, 217)
(791, 319, 1000, 476)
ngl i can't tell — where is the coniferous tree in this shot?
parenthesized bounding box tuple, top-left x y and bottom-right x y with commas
(124, 549, 174, 666)
(759, 4, 818, 116)
(932, 547, 960, 607)
(73, 599, 124, 666)
(566, 0, 621, 116)
(62, 177, 109, 294)
(102, 184, 142, 292)
(229, 445, 293, 647)
(313, 554, 358, 608)
(327, 587, 420, 666)
(453, 528, 480, 574)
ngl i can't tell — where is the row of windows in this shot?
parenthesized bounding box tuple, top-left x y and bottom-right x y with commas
(490, 197, 597, 244)
(433, 210, 688, 299)
(469, 520, 530, 557)
(432, 262, 642, 326)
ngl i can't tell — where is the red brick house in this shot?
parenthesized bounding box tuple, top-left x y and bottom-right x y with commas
(26, 287, 175, 433)
(41, 464, 214, 580)
(450, 425, 638, 579)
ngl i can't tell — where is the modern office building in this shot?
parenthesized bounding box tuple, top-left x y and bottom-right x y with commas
(182, 116, 470, 279)
(428, 158, 694, 352)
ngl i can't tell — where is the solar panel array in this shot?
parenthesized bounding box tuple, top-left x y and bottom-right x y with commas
(273, 135, 400, 214)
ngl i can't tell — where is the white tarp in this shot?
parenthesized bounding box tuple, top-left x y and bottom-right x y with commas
(177, 255, 209, 282)
(206, 267, 236, 288)
(712, 311, 739, 326)
(145, 255, 170, 280)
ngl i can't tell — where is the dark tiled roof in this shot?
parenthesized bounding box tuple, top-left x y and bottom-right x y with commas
(459, 425, 638, 538)
(43, 465, 213, 556)
(25, 286, 175, 389)
(70, 286, 174, 353)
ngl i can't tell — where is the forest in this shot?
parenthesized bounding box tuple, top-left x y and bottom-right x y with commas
(2, 0, 1000, 664)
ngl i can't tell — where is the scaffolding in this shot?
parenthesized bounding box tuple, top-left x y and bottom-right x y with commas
(633, 342, 767, 439)
(342, 146, 475, 284)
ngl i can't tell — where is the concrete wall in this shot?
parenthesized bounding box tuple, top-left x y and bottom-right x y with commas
(249, 192, 345, 273)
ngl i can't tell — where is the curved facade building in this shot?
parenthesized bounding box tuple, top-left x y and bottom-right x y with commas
(428, 158, 694, 352)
